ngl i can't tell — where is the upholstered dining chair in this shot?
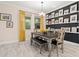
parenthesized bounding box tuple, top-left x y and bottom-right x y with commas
(52, 28, 65, 56)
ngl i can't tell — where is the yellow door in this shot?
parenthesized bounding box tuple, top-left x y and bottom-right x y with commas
(19, 10, 26, 42)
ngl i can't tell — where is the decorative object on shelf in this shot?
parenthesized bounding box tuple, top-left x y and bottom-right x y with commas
(64, 9, 69, 15)
(54, 19, 59, 24)
(51, 12, 55, 18)
(48, 20, 52, 25)
(65, 27, 70, 32)
(70, 4, 77, 13)
(51, 19, 55, 24)
(70, 14, 77, 23)
(59, 9, 63, 16)
(6, 21, 13, 28)
(55, 12, 59, 17)
(46, 20, 48, 25)
(59, 17, 63, 23)
(71, 27, 77, 33)
(64, 18, 69, 23)
(0, 13, 12, 21)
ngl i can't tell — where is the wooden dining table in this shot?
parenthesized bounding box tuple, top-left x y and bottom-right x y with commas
(30, 31, 58, 57)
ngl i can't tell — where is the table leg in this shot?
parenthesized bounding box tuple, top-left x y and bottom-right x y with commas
(48, 40, 52, 57)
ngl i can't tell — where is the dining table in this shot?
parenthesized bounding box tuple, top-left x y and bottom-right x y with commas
(30, 31, 58, 57)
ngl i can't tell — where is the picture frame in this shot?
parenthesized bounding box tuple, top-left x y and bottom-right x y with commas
(51, 19, 55, 24)
(64, 9, 69, 15)
(54, 20, 59, 24)
(51, 12, 55, 18)
(59, 9, 63, 16)
(71, 27, 77, 33)
(59, 17, 63, 23)
(55, 12, 59, 17)
(6, 21, 13, 28)
(70, 4, 77, 13)
(0, 13, 12, 21)
(65, 27, 70, 32)
(64, 18, 69, 23)
(66, 27, 70, 32)
(70, 14, 77, 23)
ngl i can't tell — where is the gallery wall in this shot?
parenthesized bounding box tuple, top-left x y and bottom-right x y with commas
(0, 3, 38, 45)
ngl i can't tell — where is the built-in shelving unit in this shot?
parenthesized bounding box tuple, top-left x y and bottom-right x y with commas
(46, 1, 79, 43)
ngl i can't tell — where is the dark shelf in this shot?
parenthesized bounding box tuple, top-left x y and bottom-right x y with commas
(46, 22, 78, 29)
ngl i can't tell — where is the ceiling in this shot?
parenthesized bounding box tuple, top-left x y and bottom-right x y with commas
(0, 1, 76, 13)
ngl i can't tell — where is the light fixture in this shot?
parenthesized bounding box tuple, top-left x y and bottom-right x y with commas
(39, 1, 45, 16)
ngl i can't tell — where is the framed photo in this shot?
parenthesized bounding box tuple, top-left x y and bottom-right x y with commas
(6, 21, 13, 28)
(66, 27, 70, 32)
(51, 19, 55, 24)
(55, 12, 59, 17)
(59, 9, 63, 16)
(70, 4, 77, 13)
(65, 27, 70, 32)
(0, 13, 12, 21)
(71, 27, 77, 33)
(64, 9, 69, 15)
(51, 12, 55, 18)
(54, 20, 59, 24)
(64, 18, 69, 23)
(59, 17, 63, 23)
(70, 14, 77, 23)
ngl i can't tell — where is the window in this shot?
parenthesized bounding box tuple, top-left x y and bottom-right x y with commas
(25, 17, 31, 29)
(35, 18, 40, 29)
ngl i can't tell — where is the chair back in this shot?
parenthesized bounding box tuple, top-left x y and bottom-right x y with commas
(60, 28, 65, 43)
(57, 28, 65, 43)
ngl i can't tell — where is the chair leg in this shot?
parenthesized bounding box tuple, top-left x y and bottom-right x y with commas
(56, 45, 59, 57)
(40, 45, 42, 54)
(61, 44, 63, 53)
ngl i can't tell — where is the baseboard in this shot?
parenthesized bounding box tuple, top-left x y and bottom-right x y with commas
(64, 40, 79, 47)
(0, 40, 18, 45)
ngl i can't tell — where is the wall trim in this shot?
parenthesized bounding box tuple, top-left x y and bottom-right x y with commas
(64, 40, 79, 47)
(0, 40, 18, 46)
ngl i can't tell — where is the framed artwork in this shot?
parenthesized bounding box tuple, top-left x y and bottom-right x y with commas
(0, 13, 12, 21)
(59, 9, 63, 16)
(6, 21, 13, 28)
(71, 27, 77, 33)
(51, 12, 55, 18)
(70, 4, 77, 13)
(70, 14, 77, 23)
(59, 17, 63, 23)
(64, 18, 69, 23)
(65, 27, 70, 32)
(54, 20, 59, 24)
(55, 12, 59, 17)
(51, 19, 55, 24)
(64, 9, 69, 15)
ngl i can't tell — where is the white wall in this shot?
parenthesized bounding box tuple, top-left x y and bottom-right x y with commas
(0, 3, 38, 45)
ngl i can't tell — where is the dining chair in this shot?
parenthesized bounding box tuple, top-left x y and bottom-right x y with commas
(52, 28, 65, 56)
